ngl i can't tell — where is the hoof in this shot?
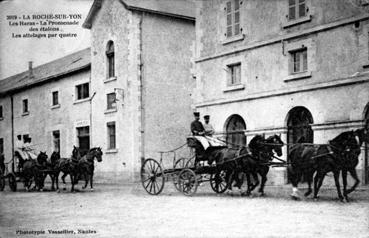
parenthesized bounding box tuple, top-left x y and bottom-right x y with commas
(259, 192, 265, 197)
(241, 192, 251, 197)
(57, 189, 60, 193)
(63, 188, 66, 191)
(40, 189, 43, 192)
(90, 188, 94, 192)
(304, 191, 312, 197)
(290, 194, 300, 200)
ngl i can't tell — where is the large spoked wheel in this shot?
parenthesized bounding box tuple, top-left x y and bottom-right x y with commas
(173, 157, 190, 192)
(210, 170, 228, 194)
(0, 167, 5, 191)
(177, 169, 198, 196)
(8, 173, 17, 192)
(141, 158, 165, 195)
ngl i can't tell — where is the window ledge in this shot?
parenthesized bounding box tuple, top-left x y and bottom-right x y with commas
(283, 15, 312, 28)
(73, 97, 91, 105)
(284, 71, 312, 82)
(223, 84, 245, 92)
(222, 34, 245, 45)
(22, 112, 29, 116)
(104, 77, 117, 84)
(104, 108, 117, 114)
(51, 104, 61, 110)
(106, 148, 118, 154)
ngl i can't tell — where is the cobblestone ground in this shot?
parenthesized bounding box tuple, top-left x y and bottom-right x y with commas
(0, 181, 368, 238)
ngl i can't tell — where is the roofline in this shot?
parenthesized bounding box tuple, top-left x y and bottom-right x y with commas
(0, 64, 91, 97)
(82, 0, 195, 29)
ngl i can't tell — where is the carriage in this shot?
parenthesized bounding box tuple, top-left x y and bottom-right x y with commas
(0, 148, 45, 192)
(140, 135, 286, 196)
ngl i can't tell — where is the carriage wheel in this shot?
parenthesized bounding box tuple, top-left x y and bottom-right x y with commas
(8, 173, 17, 192)
(0, 168, 5, 191)
(173, 157, 190, 192)
(177, 169, 198, 196)
(141, 158, 165, 195)
(210, 170, 227, 194)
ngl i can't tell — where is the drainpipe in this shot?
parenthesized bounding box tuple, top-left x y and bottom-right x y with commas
(139, 13, 145, 164)
(11, 95, 14, 172)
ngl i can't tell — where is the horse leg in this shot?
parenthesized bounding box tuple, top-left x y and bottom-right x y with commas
(61, 173, 67, 190)
(342, 169, 348, 201)
(250, 172, 259, 192)
(55, 171, 60, 191)
(346, 168, 360, 195)
(290, 168, 301, 199)
(90, 173, 94, 191)
(304, 170, 313, 197)
(242, 172, 252, 196)
(70, 174, 75, 192)
(333, 170, 344, 202)
(258, 167, 269, 196)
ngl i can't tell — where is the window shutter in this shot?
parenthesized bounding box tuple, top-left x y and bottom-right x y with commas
(234, 0, 240, 36)
(226, 1, 233, 37)
(288, 0, 296, 20)
(302, 50, 307, 71)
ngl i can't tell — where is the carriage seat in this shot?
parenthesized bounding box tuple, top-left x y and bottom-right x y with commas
(187, 136, 226, 151)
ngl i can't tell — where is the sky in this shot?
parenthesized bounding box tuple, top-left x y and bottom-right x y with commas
(0, 0, 93, 79)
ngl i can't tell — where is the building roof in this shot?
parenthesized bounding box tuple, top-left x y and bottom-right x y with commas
(0, 48, 91, 97)
(83, 0, 195, 29)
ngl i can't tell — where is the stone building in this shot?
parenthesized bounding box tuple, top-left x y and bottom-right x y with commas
(0, 48, 91, 169)
(82, 0, 195, 182)
(194, 0, 369, 185)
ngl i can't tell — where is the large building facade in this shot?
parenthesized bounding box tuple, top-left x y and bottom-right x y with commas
(0, 49, 91, 169)
(194, 0, 369, 185)
(83, 0, 195, 182)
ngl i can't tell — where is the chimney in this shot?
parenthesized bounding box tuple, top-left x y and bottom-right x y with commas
(28, 61, 34, 78)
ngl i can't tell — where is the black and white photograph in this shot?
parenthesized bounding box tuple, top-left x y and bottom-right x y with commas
(0, 0, 369, 237)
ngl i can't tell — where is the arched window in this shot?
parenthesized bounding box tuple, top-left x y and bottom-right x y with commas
(287, 106, 313, 145)
(225, 114, 246, 147)
(106, 41, 115, 78)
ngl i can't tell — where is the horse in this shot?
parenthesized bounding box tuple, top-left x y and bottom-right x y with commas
(77, 147, 103, 191)
(22, 151, 48, 191)
(288, 128, 369, 202)
(55, 146, 81, 192)
(235, 134, 284, 196)
(42, 151, 61, 191)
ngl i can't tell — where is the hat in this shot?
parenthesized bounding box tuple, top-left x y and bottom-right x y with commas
(193, 112, 200, 117)
(204, 115, 210, 119)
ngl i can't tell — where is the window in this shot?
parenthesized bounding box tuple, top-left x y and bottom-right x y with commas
(228, 63, 241, 85)
(0, 138, 3, 155)
(107, 122, 116, 150)
(107, 93, 116, 110)
(106, 41, 115, 78)
(52, 91, 59, 106)
(288, 0, 306, 20)
(290, 48, 307, 74)
(22, 99, 28, 114)
(77, 126, 90, 156)
(225, 0, 241, 38)
(0, 105, 3, 118)
(52, 130, 60, 152)
(76, 83, 89, 100)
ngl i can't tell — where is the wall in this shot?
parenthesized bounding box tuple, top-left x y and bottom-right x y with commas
(142, 13, 196, 167)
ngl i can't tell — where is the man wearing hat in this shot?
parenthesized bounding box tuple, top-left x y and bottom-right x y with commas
(203, 115, 215, 136)
(190, 112, 205, 136)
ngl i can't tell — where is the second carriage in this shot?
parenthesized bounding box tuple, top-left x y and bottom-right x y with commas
(140, 136, 249, 196)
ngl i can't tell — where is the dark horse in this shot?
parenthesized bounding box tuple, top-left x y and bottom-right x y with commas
(42, 151, 61, 191)
(288, 128, 369, 202)
(235, 134, 284, 196)
(22, 151, 48, 191)
(77, 147, 103, 191)
(55, 146, 81, 192)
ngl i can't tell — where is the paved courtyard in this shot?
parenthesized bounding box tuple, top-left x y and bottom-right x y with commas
(0, 182, 368, 238)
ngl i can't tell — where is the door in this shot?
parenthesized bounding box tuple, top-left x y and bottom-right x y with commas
(77, 126, 90, 156)
(365, 110, 369, 184)
(225, 114, 246, 148)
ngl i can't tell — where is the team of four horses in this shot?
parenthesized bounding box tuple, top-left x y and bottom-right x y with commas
(140, 127, 369, 202)
(0, 147, 103, 192)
